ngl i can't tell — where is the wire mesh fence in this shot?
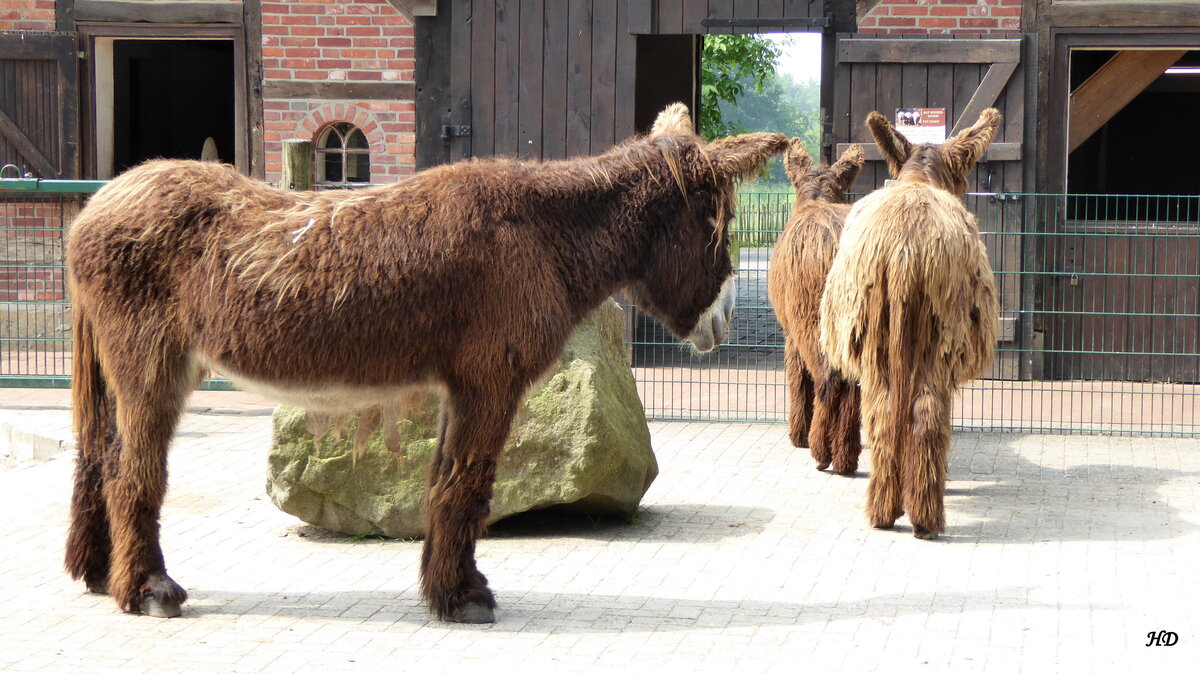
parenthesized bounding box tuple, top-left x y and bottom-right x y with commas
(4, 180, 1200, 435)
(626, 190, 1200, 436)
(0, 190, 80, 387)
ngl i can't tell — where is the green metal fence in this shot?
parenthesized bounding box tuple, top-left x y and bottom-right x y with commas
(4, 178, 1200, 435)
(628, 190, 1200, 436)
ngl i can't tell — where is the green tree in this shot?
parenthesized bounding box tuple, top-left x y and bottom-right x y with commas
(699, 35, 782, 141)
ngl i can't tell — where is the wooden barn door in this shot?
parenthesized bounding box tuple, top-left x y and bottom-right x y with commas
(0, 32, 80, 179)
(830, 35, 1028, 380)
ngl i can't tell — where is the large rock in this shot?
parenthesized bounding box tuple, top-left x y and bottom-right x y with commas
(265, 299, 656, 538)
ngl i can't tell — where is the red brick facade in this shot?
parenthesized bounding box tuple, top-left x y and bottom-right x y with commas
(859, 0, 1022, 36)
(0, 0, 55, 31)
(261, 0, 417, 184)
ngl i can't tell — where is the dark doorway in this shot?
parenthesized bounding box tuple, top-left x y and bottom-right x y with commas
(112, 40, 235, 173)
(1068, 50, 1200, 202)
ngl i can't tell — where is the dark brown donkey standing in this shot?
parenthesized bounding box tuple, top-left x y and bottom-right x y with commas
(767, 139, 865, 475)
(64, 103, 786, 623)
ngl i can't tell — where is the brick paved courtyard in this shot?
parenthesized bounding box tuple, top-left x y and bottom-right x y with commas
(2, 397, 1199, 672)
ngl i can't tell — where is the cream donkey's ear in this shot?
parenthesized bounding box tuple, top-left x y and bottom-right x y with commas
(830, 143, 865, 193)
(946, 108, 1002, 177)
(784, 138, 814, 189)
(650, 102, 694, 137)
(703, 133, 790, 181)
(865, 111, 913, 178)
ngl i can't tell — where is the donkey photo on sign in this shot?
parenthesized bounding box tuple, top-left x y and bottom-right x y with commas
(63, 103, 787, 623)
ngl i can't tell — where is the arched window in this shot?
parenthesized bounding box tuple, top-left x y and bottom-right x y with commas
(315, 122, 370, 186)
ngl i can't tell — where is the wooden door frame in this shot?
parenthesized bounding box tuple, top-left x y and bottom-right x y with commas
(1047, 28, 1200, 194)
(77, 22, 249, 178)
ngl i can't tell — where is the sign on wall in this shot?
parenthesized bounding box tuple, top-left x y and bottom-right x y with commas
(895, 108, 947, 144)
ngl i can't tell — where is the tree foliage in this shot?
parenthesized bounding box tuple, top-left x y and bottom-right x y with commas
(699, 35, 782, 141)
(702, 35, 823, 187)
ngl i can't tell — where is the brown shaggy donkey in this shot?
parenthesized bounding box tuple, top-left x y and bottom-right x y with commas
(819, 109, 1000, 539)
(64, 103, 786, 622)
(767, 139, 865, 475)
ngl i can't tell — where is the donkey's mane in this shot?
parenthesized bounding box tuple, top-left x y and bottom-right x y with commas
(895, 144, 968, 196)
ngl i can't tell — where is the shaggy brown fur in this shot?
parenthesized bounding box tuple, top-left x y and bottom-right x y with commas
(63, 103, 786, 623)
(767, 140, 865, 475)
(819, 109, 1000, 539)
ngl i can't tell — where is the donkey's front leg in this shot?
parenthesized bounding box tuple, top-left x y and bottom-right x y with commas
(420, 389, 515, 623)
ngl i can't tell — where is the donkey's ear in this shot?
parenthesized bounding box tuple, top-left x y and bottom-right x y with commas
(704, 132, 789, 181)
(650, 102, 694, 137)
(866, 111, 912, 178)
(830, 143, 865, 192)
(784, 138, 814, 188)
(946, 108, 1002, 177)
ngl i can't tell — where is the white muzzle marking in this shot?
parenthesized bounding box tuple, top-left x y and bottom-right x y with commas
(686, 276, 736, 354)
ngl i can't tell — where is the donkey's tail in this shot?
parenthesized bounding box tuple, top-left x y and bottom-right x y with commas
(72, 304, 112, 459)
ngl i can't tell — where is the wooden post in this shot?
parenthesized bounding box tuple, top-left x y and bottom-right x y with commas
(281, 139, 313, 191)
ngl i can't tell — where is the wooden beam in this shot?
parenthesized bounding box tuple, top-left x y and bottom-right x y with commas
(1068, 49, 1184, 153)
(1049, 2, 1200, 28)
(837, 143, 1022, 163)
(839, 38, 1020, 64)
(262, 81, 416, 101)
(73, 1, 243, 23)
(0, 108, 59, 178)
(949, 61, 1018, 136)
(384, 0, 437, 25)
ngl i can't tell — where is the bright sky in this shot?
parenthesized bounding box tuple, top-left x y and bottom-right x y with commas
(768, 33, 823, 84)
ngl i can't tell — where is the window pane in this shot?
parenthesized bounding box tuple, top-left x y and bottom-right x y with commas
(346, 128, 368, 149)
(346, 152, 370, 182)
(324, 151, 343, 182)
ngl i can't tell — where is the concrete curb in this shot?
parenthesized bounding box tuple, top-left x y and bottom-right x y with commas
(0, 404, 274, 466)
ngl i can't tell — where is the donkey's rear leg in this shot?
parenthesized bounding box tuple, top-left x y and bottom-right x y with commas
(829, 377, 863, 476)
(862, 384, 903, 529)
(105, 362, 193, 617)
(785, 338, 815, 452)
(902, 387, 952, 540)
(65, 394, 118, 594)
(420, 389, 515, 623)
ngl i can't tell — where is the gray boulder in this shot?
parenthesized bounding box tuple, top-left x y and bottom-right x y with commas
(265, 299, 657, 538)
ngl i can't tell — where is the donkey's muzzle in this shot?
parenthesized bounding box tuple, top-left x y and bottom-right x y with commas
(687, 277, 736, 354)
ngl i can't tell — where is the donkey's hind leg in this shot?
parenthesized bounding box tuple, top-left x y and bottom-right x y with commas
(862, 382, 903, 529)
(785, 337, 815, 450)
(902, 386, 952, 540)
(104, 355, 194, 617)
(828, 376, 862, 477)
(420, 388, 516, 623)
(65, 394, 119, 594)
(807, 373, 836, 471)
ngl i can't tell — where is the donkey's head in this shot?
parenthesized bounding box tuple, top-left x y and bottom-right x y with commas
(785, 139, 864, 203)
(866, 108, 1001, 197)
(627, 103, 787, 353)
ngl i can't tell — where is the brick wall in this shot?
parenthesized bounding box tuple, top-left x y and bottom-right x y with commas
(859, 0, 1022, 36)
(261, 0, 416, 184)
(0, 0, 55, 31)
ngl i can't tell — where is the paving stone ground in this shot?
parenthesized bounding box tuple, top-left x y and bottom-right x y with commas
(1, 397, 1198, 673)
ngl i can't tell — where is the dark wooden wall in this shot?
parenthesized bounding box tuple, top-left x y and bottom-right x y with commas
(414, 0, 840, 168)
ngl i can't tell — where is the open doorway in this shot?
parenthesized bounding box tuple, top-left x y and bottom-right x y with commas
(1068, 49, 1200, 205)
(90, 34, 243, 178)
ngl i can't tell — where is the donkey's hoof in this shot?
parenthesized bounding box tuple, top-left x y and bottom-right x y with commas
(815, 461, 830, 471)
(142, 596, 183, 618)
(912, 526, 939, 540)
(85, 579, 109, 595)
(138, 574, 187, 618)
(448, 602, 495, 624)
(871, 520, 895, 530)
